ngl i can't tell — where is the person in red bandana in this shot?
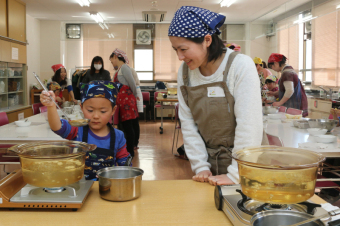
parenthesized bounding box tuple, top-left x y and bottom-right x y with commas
(48, 64, 78, 104)
(267, 53, 308, 116)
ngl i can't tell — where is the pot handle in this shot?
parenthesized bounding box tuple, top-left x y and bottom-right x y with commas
(7, 143, 21, 154)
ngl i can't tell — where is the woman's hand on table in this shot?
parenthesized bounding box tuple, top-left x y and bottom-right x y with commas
(208, 175, 235, 186)
(40, 91, 56, 107)
(192, 170, 212, 183)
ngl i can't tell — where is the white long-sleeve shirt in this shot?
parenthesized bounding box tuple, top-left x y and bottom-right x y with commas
(177, 50, 263, 175)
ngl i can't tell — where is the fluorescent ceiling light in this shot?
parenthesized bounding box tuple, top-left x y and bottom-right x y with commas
(293, 15, 317, 24)
(77, 0, 90, 7)
(220, 0, 237, 7)
(107, 33, 114, 38)
(90, 12, 104, 23)
(107, 17, 115, 19)
(337, 4, 340, 9)
(99, 22, 108, 30)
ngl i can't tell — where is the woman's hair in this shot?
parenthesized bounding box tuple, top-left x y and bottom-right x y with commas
(109, 52, 126, 63)
(185, 34, 225, 63)
(90, 56, 104, 75)
(52, 69, 67, 86)
(268, 56, 287, 69)
(262, 61, 267, 69)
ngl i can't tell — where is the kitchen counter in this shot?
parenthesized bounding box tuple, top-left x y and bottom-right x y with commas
(0, 180, 326, 226)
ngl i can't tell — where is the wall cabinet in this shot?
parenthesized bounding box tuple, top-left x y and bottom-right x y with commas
(0, 0, 7, 37)
(7, 0, 26, 43)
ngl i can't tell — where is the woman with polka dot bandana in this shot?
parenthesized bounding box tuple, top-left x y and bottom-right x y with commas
(169, 6, 263, 186)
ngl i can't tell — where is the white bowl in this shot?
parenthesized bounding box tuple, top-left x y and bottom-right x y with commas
(307, 128, 327, 136)
(267, 114, 282, 120)
(15, 120, 31, 127)
(315, 135, 336, 143)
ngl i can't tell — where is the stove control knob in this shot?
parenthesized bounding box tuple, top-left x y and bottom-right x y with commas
(214, 185, 223, 210)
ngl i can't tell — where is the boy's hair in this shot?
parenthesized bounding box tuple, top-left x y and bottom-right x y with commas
(265, 79, 275, 84)
(46, 81, 61, 91)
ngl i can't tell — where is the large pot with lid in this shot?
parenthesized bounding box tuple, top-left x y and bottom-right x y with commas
(9, 141, 96, 188)
(232, 146, 325, 204)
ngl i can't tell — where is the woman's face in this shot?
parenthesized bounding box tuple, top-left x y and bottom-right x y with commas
(269, 62, 281, 72)
(255, 64, 262, 72)
(60, 68, 67, 80)
(93, 60, 103, 70)
(169, 36, 210, 70)
(110, 56, 118, 68)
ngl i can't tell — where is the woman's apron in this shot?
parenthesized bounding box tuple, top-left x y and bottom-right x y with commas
(83, 124, 116, 180)
(114, 69, 139, 122)
(180, 52, 239, 175)
(279, 67, 302, 111)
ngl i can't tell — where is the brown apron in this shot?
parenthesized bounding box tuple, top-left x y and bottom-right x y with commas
(180, 52, 239, 175)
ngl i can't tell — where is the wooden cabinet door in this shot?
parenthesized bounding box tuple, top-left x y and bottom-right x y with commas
(10, 43, 26, 64)
(7, 0, 26, 42)
(0, 0, 6, 37)
(0, 40, 12, 62)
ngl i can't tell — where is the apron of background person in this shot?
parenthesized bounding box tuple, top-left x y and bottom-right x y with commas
(114, 68, 139, 122)
(180, 52, 239, 175)
(136, 86, 143, 113)
(278, 67, 304, 114)
(82, 123, 116, 180)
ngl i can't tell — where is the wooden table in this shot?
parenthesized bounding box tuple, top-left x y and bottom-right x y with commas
(0, 180, 326, 225)
(156, 97, 178, 134)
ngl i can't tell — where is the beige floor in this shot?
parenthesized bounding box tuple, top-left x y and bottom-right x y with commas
(0, 120, 193, 181)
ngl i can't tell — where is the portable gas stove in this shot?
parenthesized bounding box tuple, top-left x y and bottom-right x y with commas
(215, 184, 331, 226)
(0, 169, 93, 211)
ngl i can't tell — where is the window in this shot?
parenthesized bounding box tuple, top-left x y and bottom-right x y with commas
(134, 49, 153, 81)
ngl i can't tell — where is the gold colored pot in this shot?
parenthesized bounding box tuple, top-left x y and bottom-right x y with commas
(9, 141, 96, 188)
(232, 146, 325, 204)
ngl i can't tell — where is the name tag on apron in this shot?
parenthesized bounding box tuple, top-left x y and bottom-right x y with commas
(207, 87, 225, 97)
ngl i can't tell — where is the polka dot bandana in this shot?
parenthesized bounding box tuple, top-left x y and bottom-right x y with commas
(168, 6, 225, 38)
(80, 80, 118, 104)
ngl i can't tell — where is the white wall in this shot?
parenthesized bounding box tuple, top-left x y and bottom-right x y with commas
(40, 21, 61, 81)
(26, 15, 40, 104)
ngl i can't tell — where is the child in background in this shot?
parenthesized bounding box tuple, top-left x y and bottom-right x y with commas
(264, 75, 279, 104)
(40, 80, 131, 180)
(46, 81, 64, 107)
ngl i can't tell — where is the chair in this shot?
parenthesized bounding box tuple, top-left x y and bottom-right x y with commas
(278, 106, 287, 113)
(142, 92, 150, 122)
(113, 105, 120, 125)
(39, 106, 48, 113)
(0, 153, 20, 174)
(172, 103, 181, 154)
(0, 112, 9, 126)
(32, 102, 44, 115)
(286, 108, 302, 115)
(266, 133, 284, 146)
(154, 91, 169, 122)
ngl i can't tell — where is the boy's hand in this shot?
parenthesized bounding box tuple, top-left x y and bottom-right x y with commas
(40, 91, 56, 107)
(192, 170, 212, 183)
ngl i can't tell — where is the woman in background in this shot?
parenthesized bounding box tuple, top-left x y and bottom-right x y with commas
(82, 56, 111, 83)
(254, 57, 272, 102)
(267, 53, 308, 116)
(109, 49, 139, 157)
(49, 64, 77, 103)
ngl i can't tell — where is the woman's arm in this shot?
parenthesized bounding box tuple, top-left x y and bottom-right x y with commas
(121, 65, 137, 97)
(177, 63, 211, 176)
(273, 81, 294, 106)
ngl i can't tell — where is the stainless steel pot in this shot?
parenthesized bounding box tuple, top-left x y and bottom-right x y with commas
(251, 210, 325, 226)
(97, 166, 144, 201)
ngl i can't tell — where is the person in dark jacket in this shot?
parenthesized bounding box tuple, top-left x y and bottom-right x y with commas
(82, 56, 111, 83)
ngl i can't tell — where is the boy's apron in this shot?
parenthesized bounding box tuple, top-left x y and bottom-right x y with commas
(180, 52, 239, 175)
(279, 67, 302, 111)
(82, 124, 116, 180)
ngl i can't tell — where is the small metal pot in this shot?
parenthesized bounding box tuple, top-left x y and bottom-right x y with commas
(251, 210, 325, 226)
(97, 166, 144, 202)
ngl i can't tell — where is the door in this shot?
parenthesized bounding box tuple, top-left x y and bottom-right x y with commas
(7, 0, 26, 42)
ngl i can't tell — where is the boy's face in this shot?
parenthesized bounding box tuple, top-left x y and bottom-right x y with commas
(54, 90, 60, 96)
(81, 98, 116, 131)
(266, 82, 276, 90)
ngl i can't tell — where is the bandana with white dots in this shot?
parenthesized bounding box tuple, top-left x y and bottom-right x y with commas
(168, 6, 226, 38)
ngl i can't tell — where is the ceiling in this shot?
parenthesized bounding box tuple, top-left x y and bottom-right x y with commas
(21, 0, 312, 23)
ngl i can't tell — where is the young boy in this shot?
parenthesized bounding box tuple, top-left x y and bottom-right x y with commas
(264, 75, 279, 104)
(46, 81, 65, 107)
(40, 80, 131, 180)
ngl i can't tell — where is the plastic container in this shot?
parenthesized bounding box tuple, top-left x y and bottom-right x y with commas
(232, 146, 325, 204)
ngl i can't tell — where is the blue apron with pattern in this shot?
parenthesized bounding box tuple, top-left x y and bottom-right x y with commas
(82, 123, 116, 180)
(279, 68, 302, 110)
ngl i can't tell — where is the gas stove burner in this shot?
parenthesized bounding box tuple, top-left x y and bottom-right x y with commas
(43, 187, 66, 193)
(263, 203, 288, 210)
